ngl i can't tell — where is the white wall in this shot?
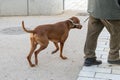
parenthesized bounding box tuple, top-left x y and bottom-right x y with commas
(0, 0, 64, 16)
(0, 0, 27, 16)
(29, 0, 64, 15)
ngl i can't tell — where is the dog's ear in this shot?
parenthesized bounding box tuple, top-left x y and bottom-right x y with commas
(70, 16, 80, 23)
(69, 16, 74, 20)
(70, 16, 77, 19)
(66, 20, 71, 28)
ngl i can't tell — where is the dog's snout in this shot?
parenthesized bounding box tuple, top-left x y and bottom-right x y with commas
(77, 24, 82, 29)
(80, 24, 82, 29)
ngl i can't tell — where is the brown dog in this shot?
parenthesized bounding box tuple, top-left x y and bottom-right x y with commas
(22, 16, 82, 67)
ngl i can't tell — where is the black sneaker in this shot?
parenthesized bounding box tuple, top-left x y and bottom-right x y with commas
(84, 58, 102, 66)
(108, 59, 120, 64)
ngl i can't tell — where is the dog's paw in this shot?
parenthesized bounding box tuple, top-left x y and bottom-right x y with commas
(61, 56, 67, 60)
(30, 64, 36, 67)
(51, 51, 56, 54)
(51, 49, 59, 54)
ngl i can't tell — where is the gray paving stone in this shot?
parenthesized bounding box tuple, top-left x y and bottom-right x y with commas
(81, 66, 111, 73)
(78, 71, 95, 77)
(95, 73, 120, 80)
(77, 77, 107, 80)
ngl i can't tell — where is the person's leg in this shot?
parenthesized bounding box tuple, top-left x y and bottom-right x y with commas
(118, 0, 120, 5)
(84, 16, 104, 66)
(102, 20, 120, 64)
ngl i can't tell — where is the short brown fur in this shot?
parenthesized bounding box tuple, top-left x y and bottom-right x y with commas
(22, 17, 82, 67)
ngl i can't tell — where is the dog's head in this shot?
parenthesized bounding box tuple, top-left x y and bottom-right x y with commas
(68, 16, 82, 29)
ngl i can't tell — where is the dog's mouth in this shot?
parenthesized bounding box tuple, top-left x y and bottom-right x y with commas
(79, 25, 82, 29)
(74, 25, 82, 29)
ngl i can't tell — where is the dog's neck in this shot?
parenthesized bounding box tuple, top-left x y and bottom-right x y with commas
(68, 19, 79, 28)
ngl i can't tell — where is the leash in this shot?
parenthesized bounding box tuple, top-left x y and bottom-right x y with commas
(84, 17, 89, 23)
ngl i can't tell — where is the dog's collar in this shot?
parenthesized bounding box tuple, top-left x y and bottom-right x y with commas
(68, 19, 79, 28)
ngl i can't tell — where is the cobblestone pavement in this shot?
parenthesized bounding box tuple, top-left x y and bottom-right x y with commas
(65, 0, 120, 80)
(77, 28, 120, 80)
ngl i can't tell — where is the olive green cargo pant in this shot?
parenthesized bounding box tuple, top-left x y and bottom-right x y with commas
(84, 16, 120, 61)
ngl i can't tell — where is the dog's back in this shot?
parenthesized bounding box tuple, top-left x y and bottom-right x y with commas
(32, 21, 69, 42)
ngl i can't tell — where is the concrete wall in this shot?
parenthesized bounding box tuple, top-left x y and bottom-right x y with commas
(0, 0, 64, 16)
(0, 0, 27, 16)
(29, 0, 64, 15)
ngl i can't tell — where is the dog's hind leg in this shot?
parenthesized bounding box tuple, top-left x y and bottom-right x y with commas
(52, 42, 59, 54)
(27, 36, 37, 67)
(34, 37, 49, 65)
(34, 44, 48, 65)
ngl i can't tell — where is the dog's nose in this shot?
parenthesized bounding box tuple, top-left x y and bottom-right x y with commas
(79, 25, 82, 29)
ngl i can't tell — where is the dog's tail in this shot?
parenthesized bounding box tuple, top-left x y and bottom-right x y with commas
(22, 21, 35, 33)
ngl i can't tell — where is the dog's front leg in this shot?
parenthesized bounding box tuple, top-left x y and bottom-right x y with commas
(60, 42, 67, 59)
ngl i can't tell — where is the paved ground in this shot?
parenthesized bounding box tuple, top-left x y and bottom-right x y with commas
(65, 1, 120, 79)
(77, 28, 120, 80)
(1, 0, 120, 80)
(1, 15, 120, 80)
(0, 15, 88, 80)
(0, 1, 88, 80)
